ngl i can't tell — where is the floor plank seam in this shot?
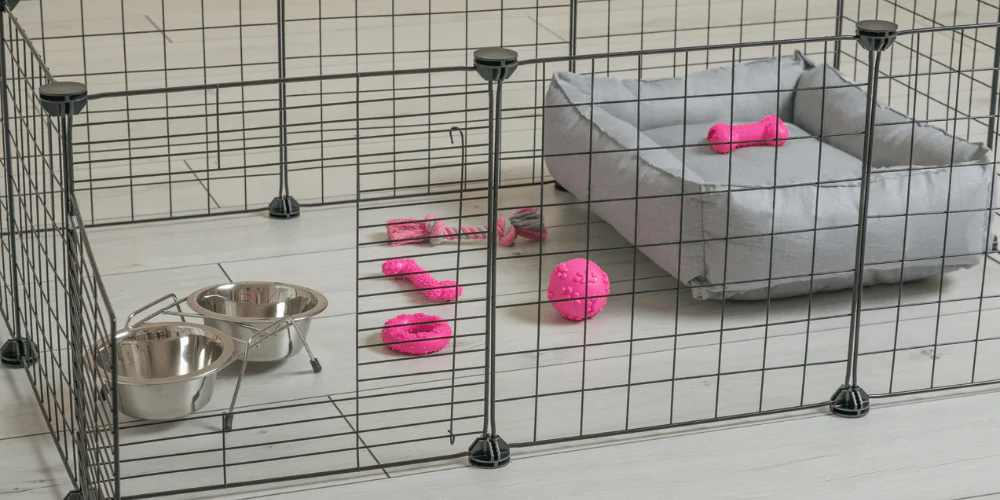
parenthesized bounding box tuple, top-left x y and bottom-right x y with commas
(952, 492, 1000, 500)
(527, 14, 567, 42)
(142, 14, 173, 43)
(184, 159, 223, 209)
(328, 397, 392, 479)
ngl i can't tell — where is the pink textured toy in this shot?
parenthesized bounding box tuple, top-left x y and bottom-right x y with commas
(381, 313, 452, 355)
(382, 258, 462, 302)
(707, 115, 789, 154)
(546, 259, 611, 321)
(386, 207, 547, 247)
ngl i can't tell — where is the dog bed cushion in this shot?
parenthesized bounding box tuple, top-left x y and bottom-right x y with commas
(543, 54, 994, 300)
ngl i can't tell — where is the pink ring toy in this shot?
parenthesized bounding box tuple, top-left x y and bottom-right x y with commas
(381, 313, 452, 356)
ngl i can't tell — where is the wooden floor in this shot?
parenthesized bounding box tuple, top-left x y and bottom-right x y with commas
(4, 0, 1000, 498)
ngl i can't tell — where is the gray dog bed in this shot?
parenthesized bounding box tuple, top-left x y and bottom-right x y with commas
(543, 53, 995, 300)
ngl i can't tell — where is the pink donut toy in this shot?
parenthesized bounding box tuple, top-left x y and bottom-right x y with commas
(381, 313, 452, 355)
(707, 115, 789, 154)
(382, 258, 462, 302)
(546, 258, 611, 321)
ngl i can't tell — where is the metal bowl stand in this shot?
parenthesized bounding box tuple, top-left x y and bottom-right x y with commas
(116, 294, 323, 431)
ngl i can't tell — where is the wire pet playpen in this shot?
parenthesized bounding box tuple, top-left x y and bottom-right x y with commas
(1, 0, 1000, 498)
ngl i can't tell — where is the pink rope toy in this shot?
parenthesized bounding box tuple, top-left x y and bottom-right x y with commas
(382, 258, 462, 302)
(707, 115, 789, 154)
(386, 207, 547, 247)
(381, 313, 452, 356)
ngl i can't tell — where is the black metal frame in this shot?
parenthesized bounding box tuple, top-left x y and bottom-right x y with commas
(2, 1, 1000, 499)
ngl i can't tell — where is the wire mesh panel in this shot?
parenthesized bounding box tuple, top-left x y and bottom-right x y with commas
(5, 0, 568, 224)
(492, 20, 1000, 443)
(14, 0, 561, 85)
(114, 400, 374, 498)
(72, 194, 119, 499)
(356, 65, 497, 473)
(77, 82, 300, 224)
(839, 0, 1000, 119)
(0, 6, 27, 350)
(77, 62, 502, 225)
(2, 0, 861, 224)
(68, 66, 497, 499)
(841, 0, 1000, 45)
(4, 0, 1000, 498)
(0, 5, 119, 499)
(0, 4, 80, 486)
(849, 25, 1000, 397)
(495, 40, 850, 444)
(566, 0, 842, 61)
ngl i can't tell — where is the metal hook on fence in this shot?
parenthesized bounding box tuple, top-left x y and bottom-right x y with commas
(447, 126, 466, 444)
(450, 126, 467, 192)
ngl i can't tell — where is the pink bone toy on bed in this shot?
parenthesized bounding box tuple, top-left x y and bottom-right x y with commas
(706, 115, 789, 154)
(382, 258, 462, 302)
(386, 207, 547, 247)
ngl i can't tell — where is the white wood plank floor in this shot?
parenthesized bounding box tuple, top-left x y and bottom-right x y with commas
(238, 388, 1000, 500)
(4, 0, 1000, 499)
(4, 196, 1000, 498)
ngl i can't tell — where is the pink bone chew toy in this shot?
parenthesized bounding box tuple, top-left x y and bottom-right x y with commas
(381, 313, 452, 356)
(382, 258, 462, 302)
(386, 207, 547, 247)
(706, 115, 789, 154)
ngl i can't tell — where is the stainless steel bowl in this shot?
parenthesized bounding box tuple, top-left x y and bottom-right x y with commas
(186, 282, 328, 362)
(92, 323, 235, 421)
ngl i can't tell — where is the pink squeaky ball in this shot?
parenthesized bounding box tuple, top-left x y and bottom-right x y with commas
(546, 259, 611, 321)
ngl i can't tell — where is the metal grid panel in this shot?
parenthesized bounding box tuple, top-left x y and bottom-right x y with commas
(3, 0, 847, 225)
(0, 5, 118, 499)
(74, 194, 119, 498)
(72, 67, 496, 500)
(1, 5, 80, 487)
(1, 1, 1000, 499)
(497, 39, 850, 444)
(353, 66, 493, 484)
(855, 24, 1000, 397)
(8, 0, 570, 225)
(487, 20, 1000, 445)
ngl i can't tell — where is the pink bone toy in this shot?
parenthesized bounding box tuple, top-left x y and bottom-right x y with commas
(386, 207, 547, 247)
(382, 258, 462, 302)
(706, 115, 789, 154)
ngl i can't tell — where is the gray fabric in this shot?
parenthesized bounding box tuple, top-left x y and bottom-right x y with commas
(643, 121, 862, 189)
(554, 52, 812, 132)
(544, 55, 995, 301)
(794, 65, 988, 168)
